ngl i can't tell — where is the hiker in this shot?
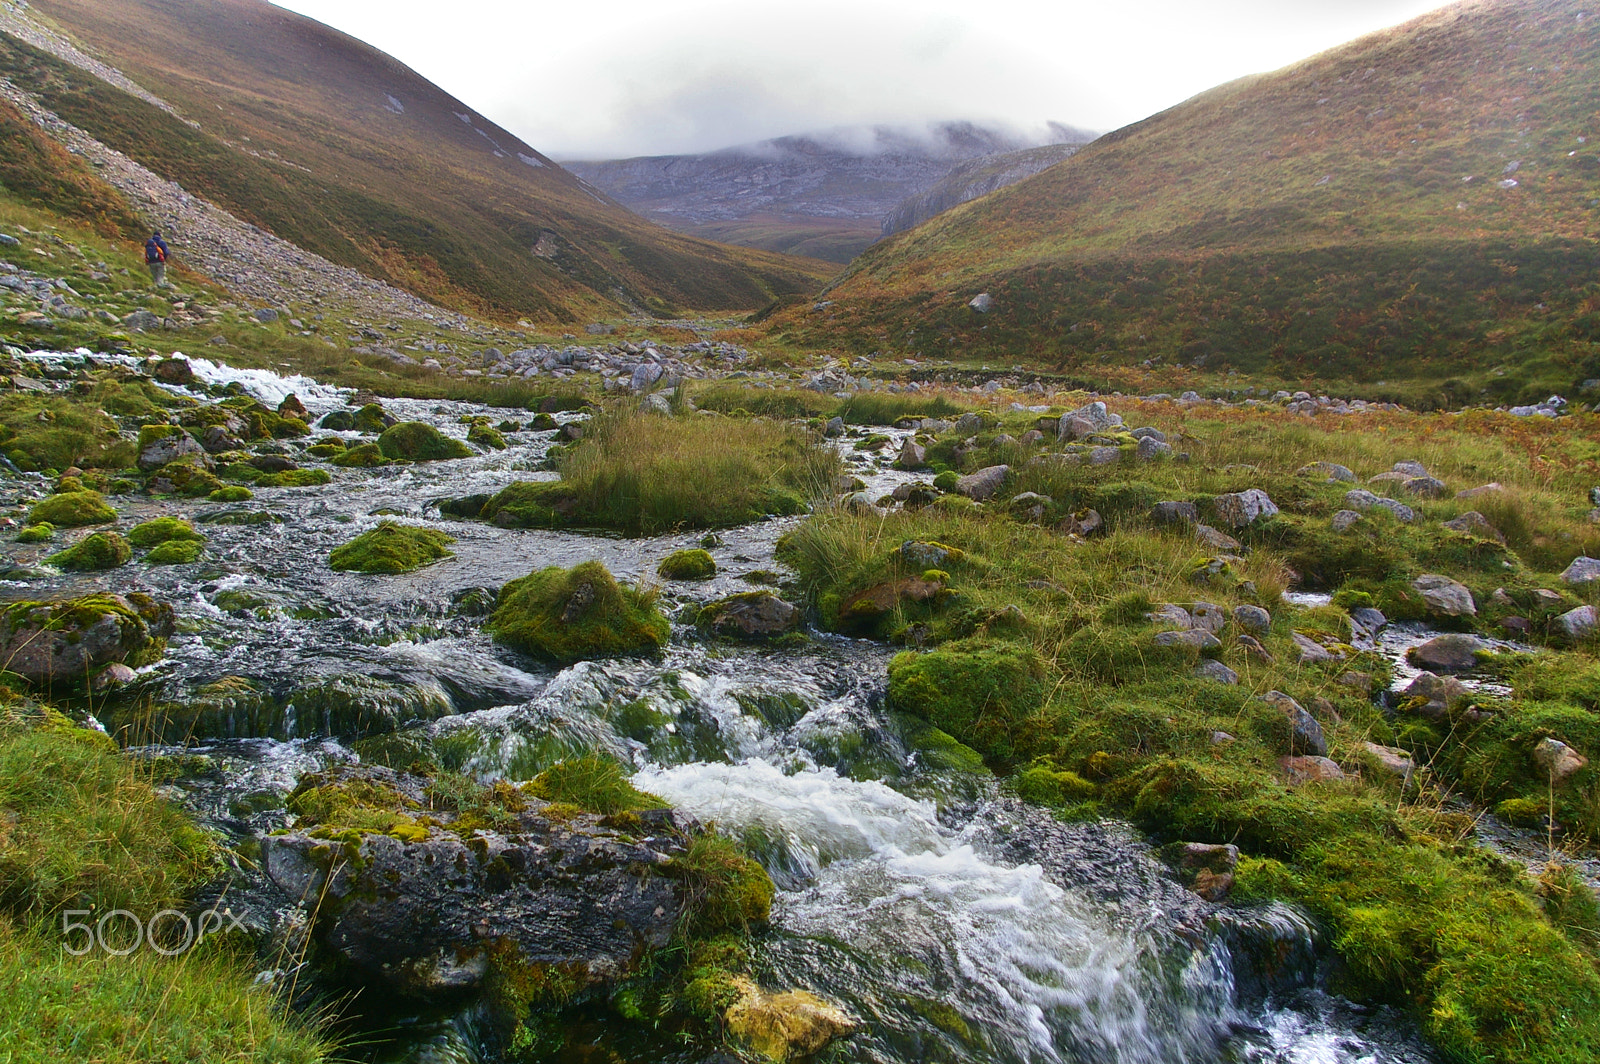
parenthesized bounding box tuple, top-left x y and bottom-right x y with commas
(144, 230, 169, 287)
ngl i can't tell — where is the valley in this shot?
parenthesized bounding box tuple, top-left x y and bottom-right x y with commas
(0, 1, 1596, 1064)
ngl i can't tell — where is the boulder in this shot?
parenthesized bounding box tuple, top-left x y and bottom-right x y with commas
(1297, 461, 1355, 483)
(1278, 756, 1346, 785)
(1194, 524, 1241, 551)
(0, 594, 174, 686)
(823, 416, 845, 438)
(151, 357, 195, 386)
(955, 465, 1009, 501)
(1008, 492, 1052, 521)
(638, 393, 672, 415)
(968, 293, 993, 313)
(1561, 557, 1600, 585)
(1232, 605, 1271, 633)
(697, 592, 801, 640)
(1154, 629, 1222, 650)
(1194, 660, 1238, 684)
(1136, 436, 1172, 460)
(1292, 632, 1339, 664)
(900, 540, 963, 569)
(1404, 476, 1449, 498)
(1361, 742, 1416, 785)
(1403, 672, 1467, 717)
(1532, 737, 1588, 782)
(1392, 460, 1430, 478)
(1211, 489, 1278, 528)
(630, 362, 664, 391)
(896, 437, 927, 469)
(1557, 605, 1597, 640)
(1151, 501, 1198, 524)
(1261, 691, 1327, 756)
(137, 427, 206, 472)
(261, 788, 695, 996)
(1412, 574, 1476, 617)
(1330, 509, 1362, 532)
(1407, 633, 1486, 674)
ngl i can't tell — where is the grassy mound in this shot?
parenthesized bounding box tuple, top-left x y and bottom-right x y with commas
(330, 442, 389, 468)
(26, 490, 116, 528)
(658, 549, 718, 580)
(48, 531, 131, 571)
(0, 394, 138, 472)
(477, 408, 836, 535)
(377, 422, 473, 462)
(145, 539, 203, 565)
(127, 516, 204, 549)
(486, 561, 669, 664)
(526, 754, 667, 815)
(329, 521, 456, 574)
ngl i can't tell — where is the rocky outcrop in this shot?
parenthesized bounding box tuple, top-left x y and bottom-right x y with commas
(697, 592, 801, 640)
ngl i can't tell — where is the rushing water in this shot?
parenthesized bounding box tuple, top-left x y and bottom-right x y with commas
(3, 350, 1441, 1063)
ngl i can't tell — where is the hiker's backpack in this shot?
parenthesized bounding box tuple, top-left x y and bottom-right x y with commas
(146, 240, 165, 264)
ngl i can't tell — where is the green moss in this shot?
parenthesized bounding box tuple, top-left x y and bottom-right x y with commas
(48, 532, 131, 571)
(136, 423, 187, 451)
(477, 480, 574, 527)
(0, 393, 136, 472)
(286, 773, 424, 837)
(932, 470, 962, 493)
(127, 517, 204, 549)
(658, 549, 717, 580)
(148, 458, 222, 497)
(328, 522, 456, 574)
(330, 442, 389, 467)
(1015, 762, 1098, 806)
(887, 639, 1046, 760)
(353, 403, 392, 434)
(667, 834, 775, 937)
(208, 485, 253, 502)
(15, 523, 53, 544)
(525, 755, 667, 815)
(486, 561, 670, 664)
(377, 421, 473, 461)
(254, 469, 331, 488)
(144, 539, 203, 565)
(467, 423, 508, 450)
(25, 490, 115, 528)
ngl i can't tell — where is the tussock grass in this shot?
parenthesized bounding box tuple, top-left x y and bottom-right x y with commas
(526, 755, 667, 816)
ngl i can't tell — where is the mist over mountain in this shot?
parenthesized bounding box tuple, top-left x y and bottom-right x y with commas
(564, 120, 1097, 263)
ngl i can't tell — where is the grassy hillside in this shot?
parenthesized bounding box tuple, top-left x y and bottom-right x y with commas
(778, 0, 1600, 399)
(11, 0, 832, 321)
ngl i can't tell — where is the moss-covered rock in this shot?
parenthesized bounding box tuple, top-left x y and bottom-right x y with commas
(208, 485, 254, 502)
(724, 977, 860, 1062)
(477, 480, 576, 527)
(144, 539, 204, 565)
(15, 523, 54, 544)
(255, 469, 332, 488)
(377, 422, 473, 462)
(486, 561, 669, 664)
(331, 442, 389, 468)
(26, 490, 116, 528)
(887, 639, 1046, 760)
(127, 517, 205, 549)
(658, 549, 717, 580)
(354, 403, 394, 434)
(48, 532, 132, 571)
(467, 423, 508, 450)
(329, 522, 456, 574)
(0, 593, 173, 686)
(147, 458, 222, 497)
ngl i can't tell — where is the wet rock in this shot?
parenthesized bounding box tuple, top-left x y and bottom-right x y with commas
(278, 394, 309, 420)
(261, 797, 693, 996)
(725, 976, 861, 1061)
(823, 416, 844, 438)
(1412, 574, 1475, 617)
(1443, 511, 1504, 543)
(1172, 842, 1238, 901)
(1532, 737, 1588, 782)
(151, 357, 195, 386)
(1297, 461, 1355, 482)
(1278, 756, 1345, 785)
(697, 592, 801, 640)
(1557, 605, 1597, 639)
(1561, 557, 1600, 585)
(201, 425, 244, 453)
(955, 465, 1009, 501)
(1360, 743, 1415, 785)
(1232, 605, 1271, 633)
(248, 454, 297, 473)
(1210, 489, 1278, 528)
(0, 594, 174, 686)
(1407, 634, 1486, 674)
(1261, 691, 1327, 756)
(1194, 660, 1238, 684)
(137, 427, 206, 471)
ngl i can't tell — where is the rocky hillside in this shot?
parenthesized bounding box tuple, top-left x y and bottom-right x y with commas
(4, 0, 832, 322)
(880, 142, 1083, 236)
(780, 0, 1600, 401)
(566, 122, 1096, 264)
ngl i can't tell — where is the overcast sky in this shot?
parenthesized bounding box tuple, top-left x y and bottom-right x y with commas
(270, 0, 1451, 159)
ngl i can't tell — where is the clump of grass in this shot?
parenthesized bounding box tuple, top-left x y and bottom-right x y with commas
(144, 539, 203, 565)
(26, 489, 116, 528)
(328, 521, 455, 574)
(0, 394, 136, 472)
(667, 834, 775, 937)
(525, 754, 667, 816)
(127, 516, 204, 549)
(47, 531, 131, 571)
(478, 407, 838, 535)
(485, 560, 669, 663)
